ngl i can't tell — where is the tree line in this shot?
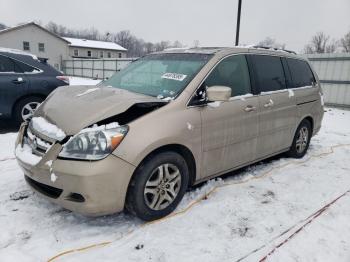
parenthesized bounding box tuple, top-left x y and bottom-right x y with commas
(0, 21, 349, 55)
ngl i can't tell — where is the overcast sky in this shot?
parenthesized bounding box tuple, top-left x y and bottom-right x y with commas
(0, 0, 349, 52)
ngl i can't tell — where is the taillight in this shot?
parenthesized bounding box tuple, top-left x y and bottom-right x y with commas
(56, 76, 70, 85)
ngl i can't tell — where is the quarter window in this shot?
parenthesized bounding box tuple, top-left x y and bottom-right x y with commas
(205, 55, 251, 97)
(38, 43, 45, 52)
(251, 55, 286, 92)
(287, 58, 315, 88)
(23, 41, 30, 51)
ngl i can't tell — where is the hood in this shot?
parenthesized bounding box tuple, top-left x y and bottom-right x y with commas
(35, 85, 164, 135)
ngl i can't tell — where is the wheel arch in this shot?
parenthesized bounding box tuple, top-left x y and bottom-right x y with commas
(11, 94, 46, 117)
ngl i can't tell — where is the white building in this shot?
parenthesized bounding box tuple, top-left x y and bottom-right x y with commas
(0, 22, 127, 70)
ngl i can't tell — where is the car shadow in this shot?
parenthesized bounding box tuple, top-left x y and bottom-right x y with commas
(0, 119, 19, 134)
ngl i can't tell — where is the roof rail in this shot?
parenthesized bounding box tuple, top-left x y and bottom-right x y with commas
(252, 45, 297, 55)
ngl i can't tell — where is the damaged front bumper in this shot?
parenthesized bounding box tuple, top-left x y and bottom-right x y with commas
(15, 123, 136, 216)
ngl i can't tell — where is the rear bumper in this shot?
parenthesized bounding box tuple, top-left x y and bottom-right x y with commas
(15, 127, 136, 216)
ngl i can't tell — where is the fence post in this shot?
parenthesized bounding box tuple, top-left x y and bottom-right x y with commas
(103, 59, 105, 80)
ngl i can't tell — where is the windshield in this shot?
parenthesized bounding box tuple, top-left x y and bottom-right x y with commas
(102, 53, 212, 99)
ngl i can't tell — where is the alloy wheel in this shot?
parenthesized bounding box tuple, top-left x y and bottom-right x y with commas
(144, 163, 182, 210)
(21, 102, 41, 121)
(296, 126, 309, 153)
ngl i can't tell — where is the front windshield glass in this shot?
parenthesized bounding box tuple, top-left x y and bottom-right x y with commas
(102, 53, 212, 99)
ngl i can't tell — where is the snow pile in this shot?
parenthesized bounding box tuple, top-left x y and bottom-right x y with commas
(64, 37, 126, 51)
(31, 117, 66, 141)
(15, 144, 41, 166)
(68, 77, 101, 86)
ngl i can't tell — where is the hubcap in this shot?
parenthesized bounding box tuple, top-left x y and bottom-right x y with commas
(144, 163, 182, 211)
(296, 126, 309, 153)
(21, 102, 40, 121)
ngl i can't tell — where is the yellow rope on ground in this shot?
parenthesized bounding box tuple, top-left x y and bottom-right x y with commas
(47, 143, 350, 262)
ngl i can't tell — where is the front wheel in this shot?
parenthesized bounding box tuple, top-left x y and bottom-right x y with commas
(287, 119, 312, 158)
(126, 151, 189, 221)
(13, 96, 43, 125)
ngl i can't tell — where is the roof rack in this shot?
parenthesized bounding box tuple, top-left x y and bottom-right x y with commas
(252, 45, 297, 55)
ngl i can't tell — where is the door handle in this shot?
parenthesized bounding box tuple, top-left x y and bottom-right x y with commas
(12, 77, 25, 84)
(244, 105, 257, 112)
(264, 99, 274, 108)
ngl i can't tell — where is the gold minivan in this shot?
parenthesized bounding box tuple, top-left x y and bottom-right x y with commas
(15, 47, 324, 221)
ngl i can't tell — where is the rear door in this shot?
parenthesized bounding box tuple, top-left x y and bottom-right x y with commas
(0, 55, 29, 117)
(248, 54, 296, 158)
(199, 54, 259, 178)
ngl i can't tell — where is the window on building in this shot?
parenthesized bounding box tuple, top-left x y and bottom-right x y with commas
(74, 49, 79, 56)
(205, 55, 251, 97)
(107, 52, 111, 58)
(100, 51, 104, 58)
(286, 58, 315, 88)
(87, 50, 92, 57)
(118, 53, 122, 58)
(23, 41, 30, 51)
(250, 55, 286, 92)
(38, 43, 45, 52)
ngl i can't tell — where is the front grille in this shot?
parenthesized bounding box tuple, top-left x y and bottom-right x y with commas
(25, 175, 63, 199)
(25, 128, 54, 156)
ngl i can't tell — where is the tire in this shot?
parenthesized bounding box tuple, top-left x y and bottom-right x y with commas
(126, 151, 189, 221)
(13, 96, 43, 125)
(287, 119, 312, 158)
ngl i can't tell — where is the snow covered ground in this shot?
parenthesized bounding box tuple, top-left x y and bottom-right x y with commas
(0, 108, 349, 262)
(68, 76, 101, 86)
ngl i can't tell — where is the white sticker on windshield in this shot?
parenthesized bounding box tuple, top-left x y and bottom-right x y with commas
(161, 73, 187, 81)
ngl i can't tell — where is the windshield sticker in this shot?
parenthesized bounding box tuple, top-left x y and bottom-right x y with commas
(161, 73, 187, 81)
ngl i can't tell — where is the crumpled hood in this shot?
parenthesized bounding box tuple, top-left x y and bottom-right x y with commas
(35, 85, 163, 135)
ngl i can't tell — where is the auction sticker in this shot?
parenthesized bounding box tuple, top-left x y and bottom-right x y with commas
(161, 73, 187, 81)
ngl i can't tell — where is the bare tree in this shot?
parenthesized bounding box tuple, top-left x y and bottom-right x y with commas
(340, 31, 350, 52)
(193, 40, 200, 48)
(257, 37, 286, 49)
(304, 32, 336, 54)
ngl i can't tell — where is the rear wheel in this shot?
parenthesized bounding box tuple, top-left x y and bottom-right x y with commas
(13, 96, 43, 125)
(287, 119, 312, 158)
(126, 151, 189, 221)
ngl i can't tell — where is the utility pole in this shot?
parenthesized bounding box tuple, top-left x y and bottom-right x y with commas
(235, 0, 242, 46)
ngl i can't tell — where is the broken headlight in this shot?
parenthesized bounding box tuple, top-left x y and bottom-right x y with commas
(58, 126, 128, 160)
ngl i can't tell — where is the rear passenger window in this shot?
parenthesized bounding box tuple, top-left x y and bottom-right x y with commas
(205, 55, 251, 97)
(251, 55, 286, 93)
(16, 61, 38, 73)
(0, 55, 22, 73)
(287, 59, 315, 88)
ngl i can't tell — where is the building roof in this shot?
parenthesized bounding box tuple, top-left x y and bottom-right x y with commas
(0, 22, 70, 43)
(63, 37, 127, 51)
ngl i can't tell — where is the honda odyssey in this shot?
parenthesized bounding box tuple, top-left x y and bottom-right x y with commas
(15, 47, 324, 221)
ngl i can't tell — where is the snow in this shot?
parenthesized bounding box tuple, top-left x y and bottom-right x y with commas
(63, 37, 127, 51)
(15, 143, 42, 166)
(68, 77, 101, 86)
(0, 108, 350, 261)
(79, 122, 120, 133)
(288, 89, 294, 98)
(207, 101, 222, 108)
(76, 87, 100, 97)
(229, 93, 254, 101)
(0, 47, 39, 60)
(31, 117, 66, 141)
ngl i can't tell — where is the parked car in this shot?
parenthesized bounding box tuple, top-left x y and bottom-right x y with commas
(15, 47, 324, 221)
(0, 48, 69, 124)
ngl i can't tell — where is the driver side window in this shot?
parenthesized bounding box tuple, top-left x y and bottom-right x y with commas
(205, 55, 251, 97)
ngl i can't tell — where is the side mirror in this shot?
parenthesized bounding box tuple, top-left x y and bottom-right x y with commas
(206, 86, 231, 102)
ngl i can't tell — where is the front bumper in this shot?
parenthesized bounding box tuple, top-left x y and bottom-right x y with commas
(15, 124, 136, 216)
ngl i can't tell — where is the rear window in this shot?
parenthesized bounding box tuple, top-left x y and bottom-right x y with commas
(250, 55, 286, 93)
(287, 58, 315, 88)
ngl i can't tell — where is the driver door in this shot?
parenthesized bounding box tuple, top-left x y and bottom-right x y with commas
(199, 55, 259, 178)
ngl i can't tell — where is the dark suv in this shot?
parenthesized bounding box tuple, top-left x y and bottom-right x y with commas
(0, 48, 69, 124)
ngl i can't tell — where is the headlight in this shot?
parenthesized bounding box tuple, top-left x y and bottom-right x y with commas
(59, 126, 128, 160)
